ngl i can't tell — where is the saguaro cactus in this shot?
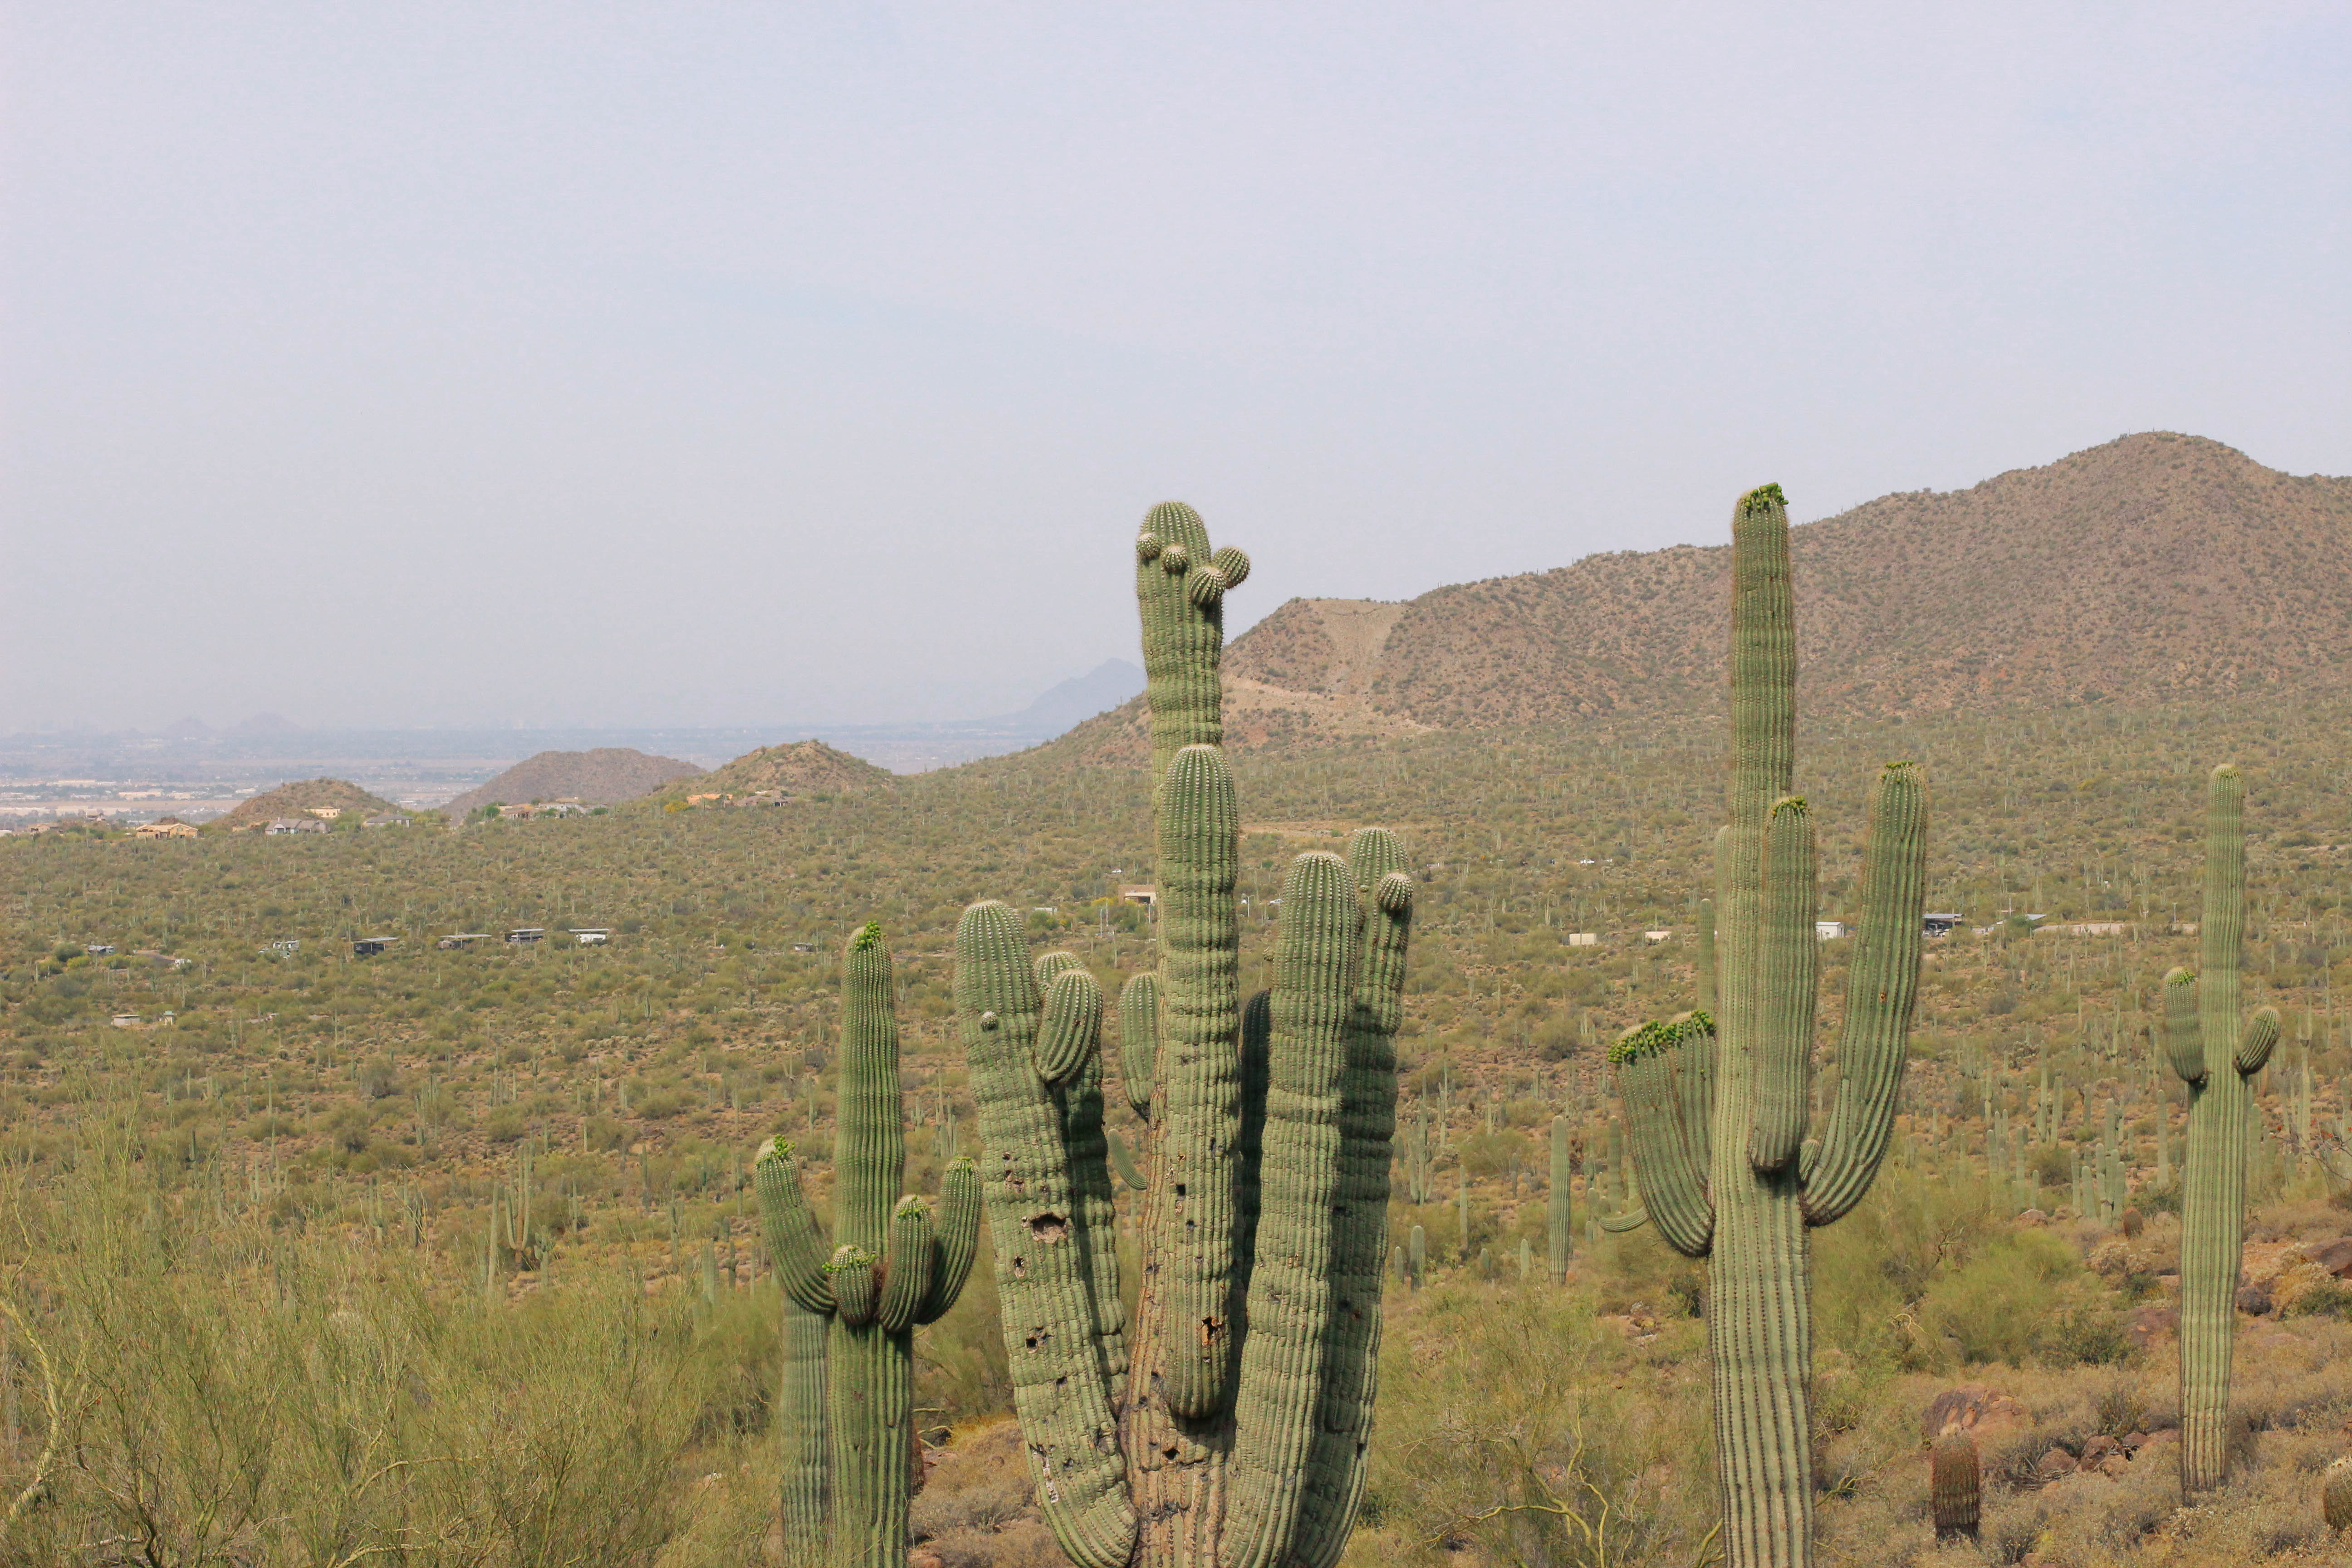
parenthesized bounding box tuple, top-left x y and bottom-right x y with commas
(757, 923, 982, 1568)
(1547, 1116, 1573, 1284)
(2164, 764, 2280, 1494)
(958, 501, 1414, 1568)
(1607, 485, 1929, 1568)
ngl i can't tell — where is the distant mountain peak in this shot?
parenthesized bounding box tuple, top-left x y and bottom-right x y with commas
(1010, 659, 1144, 731)
(1042, 433, 2352, 761)
(233, 712, 300, 735)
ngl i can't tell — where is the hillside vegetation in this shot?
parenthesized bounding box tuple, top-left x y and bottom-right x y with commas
(657, 739, 898, 802)
(442, 748, 704, 816)
(213, 776, 398, 831)
(6, 687, 2352, 1562)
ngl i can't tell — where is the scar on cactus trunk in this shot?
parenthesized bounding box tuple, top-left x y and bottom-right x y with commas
(2163, 764, 2279, 1495)
(1607, 483, 1928, 1568)
(755, 922, 982, 1568)
(956, 501, 1415, 1568)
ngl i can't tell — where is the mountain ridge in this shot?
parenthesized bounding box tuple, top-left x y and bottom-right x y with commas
(1044, 432, 2352, 765)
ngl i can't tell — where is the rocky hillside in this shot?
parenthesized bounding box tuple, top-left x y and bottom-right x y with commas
(442, 749, 702, 817)
(658, 740, 895, 800)
(216, 779, 397, 831)
(1053, 432, 2352, 761)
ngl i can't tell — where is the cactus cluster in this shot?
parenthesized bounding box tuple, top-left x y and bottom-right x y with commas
(2164, 765, 2280, 1495)
(757, 922, 981, 1568)
(958, 501, 1415, 1568)
(1608, 485, 1928, 1568)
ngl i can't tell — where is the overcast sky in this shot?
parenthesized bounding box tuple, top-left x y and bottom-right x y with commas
(4, 4, 2346, 733)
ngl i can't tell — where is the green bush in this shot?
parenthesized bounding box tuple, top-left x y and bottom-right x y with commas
(1359, 1283, 1715, 1566)
(1923, 1229, 2128, 1367)
(0, 1140, 768, 1567)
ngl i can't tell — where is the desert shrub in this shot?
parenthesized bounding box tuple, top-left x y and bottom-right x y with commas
(0, 1136, 754, 1567)
(1920, 1229, 2127, 1368)
(1356, 1283, 1714, 1567)
(1815, 1159, 2000, 1370)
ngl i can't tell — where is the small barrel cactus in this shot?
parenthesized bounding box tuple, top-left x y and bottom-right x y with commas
(1931, 1432, 1981, 1541)
(2326, 1455, 2352, 1531)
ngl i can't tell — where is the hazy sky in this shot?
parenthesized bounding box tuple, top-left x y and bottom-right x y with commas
(5, 4, 2347, 733)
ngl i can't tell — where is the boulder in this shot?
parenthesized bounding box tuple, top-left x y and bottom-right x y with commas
(2300, 1236, 2352, 1279)
(1923, 1383, 2031, 1442)
(2236, 1281, 2274, 1316)
(2035, 1447, 2080, 1483)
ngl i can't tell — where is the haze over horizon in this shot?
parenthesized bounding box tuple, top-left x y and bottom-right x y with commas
(5, 5, 2347, 735)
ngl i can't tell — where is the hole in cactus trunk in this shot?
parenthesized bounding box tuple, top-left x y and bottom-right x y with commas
(1198, 1315, 1224, 1345)
(1029, 1212, 1069, 1243)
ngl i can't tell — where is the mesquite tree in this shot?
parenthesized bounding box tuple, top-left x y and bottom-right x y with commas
(957, 502, 1415, 1568)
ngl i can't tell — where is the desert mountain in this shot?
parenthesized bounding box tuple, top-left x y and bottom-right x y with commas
(1052, 432, 2352, 762)
(216, 778, 397, 831)
(660, 740, 896, 799)
(443, 749, 703, 817)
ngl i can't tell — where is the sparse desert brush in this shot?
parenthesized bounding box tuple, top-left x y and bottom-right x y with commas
(1352, 1280, 1715, 1568)
(1919, 1229, 2130, 1370)
(0, 1133, 778, 1567)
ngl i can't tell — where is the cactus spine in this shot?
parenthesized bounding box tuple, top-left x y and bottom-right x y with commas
(1608, 485, 1928, 1568)
(1930, 1432, 1980, 1542)
(957, 502, 1414, 1568)
(1547, 1116, 1572, 1284)
(756, 923, 981, 1568)
(2166, 765, 2281, 1494)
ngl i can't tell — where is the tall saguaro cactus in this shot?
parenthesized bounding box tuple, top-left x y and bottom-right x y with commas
(958, 501, 1415, 1568)
(757, 922, 982, 1568)
(1547, 1116, 1573, 1284)
(2164, 764, 2280, 1494)
(1608, 485, 1929, 1568)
